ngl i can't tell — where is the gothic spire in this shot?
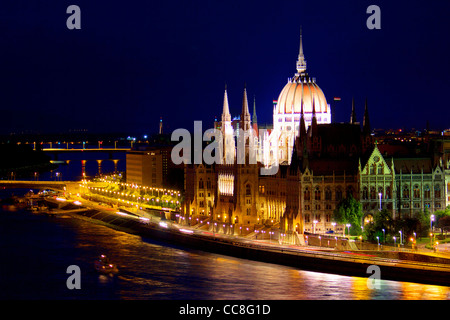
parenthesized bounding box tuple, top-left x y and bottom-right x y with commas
(350, 97, 357, 124)
(252, 95, 257, 124)
(310, 96, 318, 136)
(299, 92, 307, 140)
(240, 85, 251, 131)
(296, 26, 307, 75)
(222, 84, 231, 123)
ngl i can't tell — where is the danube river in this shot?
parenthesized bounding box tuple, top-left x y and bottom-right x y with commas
(0, 190, 449, 300)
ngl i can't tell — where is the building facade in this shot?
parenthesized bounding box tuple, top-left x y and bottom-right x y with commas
(126, 150, 163, 187)
(181, 31, 450, 239)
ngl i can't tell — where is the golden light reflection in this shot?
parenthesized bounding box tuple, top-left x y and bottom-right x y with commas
(398, 282, 450, 300)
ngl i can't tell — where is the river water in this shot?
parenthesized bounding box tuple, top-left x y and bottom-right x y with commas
(0, 190, 449, 300)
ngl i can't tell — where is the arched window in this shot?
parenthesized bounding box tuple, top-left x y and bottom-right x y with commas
(424, 185, 431, 199)
(325, 187, 332, 201)
(378, 187, 383, 198)
(402, 185, 409, 199)
(413, 184, 420, 199)
(314, 187, 321, 201)
(336, 187, 343, 201)
(370, 187, 376, 200)
(386, 186, 391, 199)
(377, 165, 383, 175)
(346, 186, 354, 198)
(362, 187, 368, 200)
(246, 184, 251, 196)
(435, 185, 441, 198)
(304, 187, 310, 201)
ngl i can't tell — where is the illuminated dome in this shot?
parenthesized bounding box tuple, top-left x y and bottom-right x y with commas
(273, 28, 331, 124)
(276, 75, 328, 115)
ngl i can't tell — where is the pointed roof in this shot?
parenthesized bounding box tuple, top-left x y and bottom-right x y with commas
(299, 92, 307, 140)
(310, 96, 318, 136)
(240, 85, 251, 131)
(296, 26, 307, 74)
(350, 98, 357, 124)
(222, 85, 231, 122)
(252, 95, 257, 124)
(241, 85, 250, 118)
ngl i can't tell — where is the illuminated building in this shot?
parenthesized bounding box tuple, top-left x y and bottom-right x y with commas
(182, 30, 450, 241)
(126, 150, 163, 188)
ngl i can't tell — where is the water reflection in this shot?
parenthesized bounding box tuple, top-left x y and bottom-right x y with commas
(1, 203, 449, 300)
(47, 217, 450, 300)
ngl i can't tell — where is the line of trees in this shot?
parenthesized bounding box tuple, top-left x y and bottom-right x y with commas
(333, 194, 450, 243)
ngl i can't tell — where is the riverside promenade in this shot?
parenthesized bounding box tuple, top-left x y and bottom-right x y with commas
(41, 195, 450, 287)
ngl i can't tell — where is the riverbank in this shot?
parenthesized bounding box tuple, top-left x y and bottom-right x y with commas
(40, 197, 450, 287)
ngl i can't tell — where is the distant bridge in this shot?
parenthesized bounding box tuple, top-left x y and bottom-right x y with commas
(42, 148, 130, 152)
(42, 148, 129, 175)
(0, 180, 74, 191)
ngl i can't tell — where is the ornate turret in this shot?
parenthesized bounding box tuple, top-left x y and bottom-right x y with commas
(221, 84, 231, 123)
(350, 98, 357, 124)
(240, 85, 251, 132)
(252, 95, 258, 136)
(221, 85, 234, 164)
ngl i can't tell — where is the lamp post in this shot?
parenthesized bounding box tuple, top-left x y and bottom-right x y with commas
(313, 220, 318, 234)
(378, 192, 382, 211)
(393, 236, 397, 248)
(382, 228, 385, 244)
(399, 230, 402, 247)
(431, 214, 435, 232)
(376, 236, 380, 250)
(345, 223, 351, 237)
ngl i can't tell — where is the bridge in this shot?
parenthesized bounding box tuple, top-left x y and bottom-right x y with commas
(0, 180, 78, 191)
(42, 148, 130, 176)
(42, 148, 130, 152)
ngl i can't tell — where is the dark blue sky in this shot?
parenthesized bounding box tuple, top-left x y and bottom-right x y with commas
(1, 0, 449, 135)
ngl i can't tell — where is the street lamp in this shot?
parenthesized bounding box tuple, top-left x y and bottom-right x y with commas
(378, 192, 382, 211)
(399, 230, 402, 246)
(382, 228, 385, 244)
(331, 222, 336, 233)
(313, 220, 318, 234)
(431, 214, 435, 232)
(376, 236, 380, 249)
(345, 223, 351, 237)
(393, 236, 397, 248)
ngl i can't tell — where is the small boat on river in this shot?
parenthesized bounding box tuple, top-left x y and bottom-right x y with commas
(94, 255, 119, 275)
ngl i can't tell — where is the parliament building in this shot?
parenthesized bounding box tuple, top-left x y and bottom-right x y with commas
(181, 31, 450, 241)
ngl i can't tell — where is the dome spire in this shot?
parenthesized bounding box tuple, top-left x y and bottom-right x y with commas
(296, 26, 307, 75)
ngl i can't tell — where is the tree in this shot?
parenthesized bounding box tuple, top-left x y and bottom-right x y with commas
(414, 209, 431, 238)
(364, 209, 394, 242)
(436, 206, 450, 233)
(333, 195, 363, 235)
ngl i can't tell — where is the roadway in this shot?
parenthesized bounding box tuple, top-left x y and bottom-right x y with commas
(59, 192, 450, 276)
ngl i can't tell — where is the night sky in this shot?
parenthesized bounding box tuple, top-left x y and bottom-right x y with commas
(1, 1, 449, 136)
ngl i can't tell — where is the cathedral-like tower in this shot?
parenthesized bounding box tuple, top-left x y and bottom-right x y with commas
(221, 85, 235, 164)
